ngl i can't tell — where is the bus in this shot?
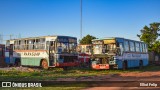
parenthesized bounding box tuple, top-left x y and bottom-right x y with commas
(5, 35, 79, 69)
(0, 44, 6, 67)
(77, 44, 92, 65)
(91, 37, 148, 70)
(77, 44, 92, 55)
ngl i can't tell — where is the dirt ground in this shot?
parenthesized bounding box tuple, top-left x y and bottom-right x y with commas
(55, 70, 160, 90)
(80, 71, 160, 90)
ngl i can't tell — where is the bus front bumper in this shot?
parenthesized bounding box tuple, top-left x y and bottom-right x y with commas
(91, 64, 109, 70)
(55, 62, 80, 67)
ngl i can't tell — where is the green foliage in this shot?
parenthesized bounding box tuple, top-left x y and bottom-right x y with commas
(137, 22, 160, 52)
(152, 40, 160, 54)
(79, 34, 96, 44)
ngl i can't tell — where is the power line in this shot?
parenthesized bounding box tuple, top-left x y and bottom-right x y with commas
(0, 34, 21, 44)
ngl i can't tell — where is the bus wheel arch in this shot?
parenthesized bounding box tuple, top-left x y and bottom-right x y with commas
(139, 60, 143, 69)
(123, 60, 128, 70)
(40, 59, 49, 69)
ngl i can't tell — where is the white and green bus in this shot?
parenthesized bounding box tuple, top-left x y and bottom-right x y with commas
(5, 35, 79, 69)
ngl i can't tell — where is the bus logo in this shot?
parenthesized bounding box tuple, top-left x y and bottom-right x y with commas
(2, 82, 11, 87)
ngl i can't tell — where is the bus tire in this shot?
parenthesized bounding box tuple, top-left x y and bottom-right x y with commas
(123, 61, 127, 70)
(41, 59, 49, 70)
(139, 60, 143, 69)
(63, 66, 68, 71)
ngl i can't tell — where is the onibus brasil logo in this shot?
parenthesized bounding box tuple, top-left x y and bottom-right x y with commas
(2, 82, 42, 87)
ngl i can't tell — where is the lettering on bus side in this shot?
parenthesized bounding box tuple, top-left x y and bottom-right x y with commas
(23, 52, 40, 56)
(132, 54, 141, 57)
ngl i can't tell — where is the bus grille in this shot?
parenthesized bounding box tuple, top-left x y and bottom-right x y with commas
(63, 56, 78, 63)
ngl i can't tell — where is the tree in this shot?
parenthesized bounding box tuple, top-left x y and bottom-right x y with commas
(152, 41, 160, 54)
(79, 34, 96, 44)
(137, 22, 160, 52)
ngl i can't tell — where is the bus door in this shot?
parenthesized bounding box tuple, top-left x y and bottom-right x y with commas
(49, 41, 55, 66)
(9, 44, 14, 64)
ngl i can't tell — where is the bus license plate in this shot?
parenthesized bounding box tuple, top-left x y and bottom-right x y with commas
(100, 66, 106, 69)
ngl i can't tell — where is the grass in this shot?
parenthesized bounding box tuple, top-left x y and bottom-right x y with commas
(0, 65, 160, 81)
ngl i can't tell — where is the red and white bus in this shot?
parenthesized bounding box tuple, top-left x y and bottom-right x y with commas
(77, 44, 92, 66)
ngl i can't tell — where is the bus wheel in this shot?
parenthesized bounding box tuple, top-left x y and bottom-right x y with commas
(139, 60, 143, 69)
(41, 59, 48, 70)
(15, 58, 21, 67)
(123, 61, 127, 70)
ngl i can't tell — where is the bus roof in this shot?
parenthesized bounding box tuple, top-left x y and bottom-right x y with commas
(92, 37, 144, 43)
(7, 35, 77, 41)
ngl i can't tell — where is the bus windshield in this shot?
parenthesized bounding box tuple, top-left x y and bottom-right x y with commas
(56, 42, 76, 54)
(92, 39, 117, 55)
(105, 43, 117, 54)
(93, 44, 103, 54)
(92, 40, 103, 54)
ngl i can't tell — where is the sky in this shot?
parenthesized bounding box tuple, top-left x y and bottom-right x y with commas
(0, 0, 160, 43)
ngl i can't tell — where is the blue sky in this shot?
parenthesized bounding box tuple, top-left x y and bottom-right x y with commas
(0, 0, 160, 43)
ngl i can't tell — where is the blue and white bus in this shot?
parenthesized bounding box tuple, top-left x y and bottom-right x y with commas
(91, 37, 148, 70)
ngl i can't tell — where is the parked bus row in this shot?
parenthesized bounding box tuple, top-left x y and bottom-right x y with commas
(0, 36, 149, 70)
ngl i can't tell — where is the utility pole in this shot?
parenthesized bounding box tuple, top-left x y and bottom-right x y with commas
(10, 34, 13, 39)
(18, 33, 21, 39)
(0, 34, 3, 44)
(80, 0, 83, 39)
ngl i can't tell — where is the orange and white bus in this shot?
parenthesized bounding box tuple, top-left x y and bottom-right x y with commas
(5, 35, 79, 69)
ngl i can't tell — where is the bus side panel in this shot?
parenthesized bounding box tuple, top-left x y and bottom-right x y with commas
(5, 52, 10, 64)
(141, 54, 149, 66)
(116, 60, 123, 69)
(127, 60, 139, 68)
(142, 58, 149, 66)
(21, 57, 42, 66)
(117, 53, 149, 69)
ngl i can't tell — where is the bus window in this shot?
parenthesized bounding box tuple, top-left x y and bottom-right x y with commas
(129, 41, 135, 52)
(57, 42, 68, 53)
(119, 43, 123, 55)
(135, 42, 140, 52)
(144, 44, 147, 53)
(142, 43, 145, 53)
(124, 41, 129, 51)
(106, 44, 116, 54)
(145, 44, 148, 53)
(139, 43, 142, 52)
(69, 43, 76, 53)
(50, 41, 55, 51)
